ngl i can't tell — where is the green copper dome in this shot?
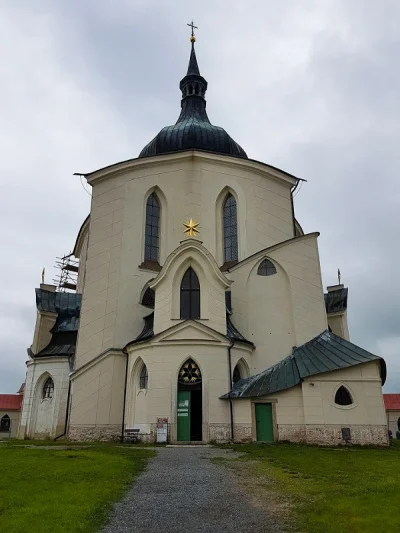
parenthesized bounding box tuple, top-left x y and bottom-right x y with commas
(139, 41, 247, 160)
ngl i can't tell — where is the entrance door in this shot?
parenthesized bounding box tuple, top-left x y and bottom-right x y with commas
(255, 403, 274, 442)
(177, 359, 203, 442)
(177, 391, 191, 441)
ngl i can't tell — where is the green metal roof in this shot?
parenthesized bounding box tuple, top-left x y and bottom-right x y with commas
(221, 330, 386, 399)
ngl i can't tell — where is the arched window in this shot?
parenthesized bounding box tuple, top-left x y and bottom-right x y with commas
(257, 259, 277, 276)
(43, 377, 54, 399)
(139, 364, 148, 390)
(335, 385, 353, 406)
(144, 193, 160, 262)
(0, 415, 10, 432)
(233, 365, 241, 385)
(141, 286, 155, 308)
(223, 194, 238, 263)
(180, 267, 200, 320)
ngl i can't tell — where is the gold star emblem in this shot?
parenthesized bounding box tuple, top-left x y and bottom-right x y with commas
(183, 218, 200, 238)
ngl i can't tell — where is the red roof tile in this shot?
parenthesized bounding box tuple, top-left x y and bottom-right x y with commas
(383, 394, 400, 410)
(0, 394, 23, 411)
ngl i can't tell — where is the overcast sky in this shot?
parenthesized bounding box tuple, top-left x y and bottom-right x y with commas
(1, 1, 399, 393)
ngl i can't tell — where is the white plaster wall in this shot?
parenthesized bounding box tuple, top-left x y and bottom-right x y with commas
(76, 232, 89, 294)
(151, 240, 229, 335)
(122, 324, 251, 440)
(301, 361, 386, 426)
(19, 358, 70, 439)
(75, 152, 296, 373)
(387, 410, 400, 435)
(69, 352, 126, 429)
(0, 410, 20, 438)
(229, 233, 327, 372)
(327, 312, 350, 340)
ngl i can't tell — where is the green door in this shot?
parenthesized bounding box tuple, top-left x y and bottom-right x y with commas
(177, 391, 191, 441)
(255, 403, 274, 442)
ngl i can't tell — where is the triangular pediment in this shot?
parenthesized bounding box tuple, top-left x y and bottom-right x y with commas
(154, 320, 229, 345)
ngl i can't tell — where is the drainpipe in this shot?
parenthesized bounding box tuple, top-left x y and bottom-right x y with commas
(54, 356, 73, 441)
(120, 348, 129, 443)
(290, 181, 299, 237)
(228, 340, 235, 441)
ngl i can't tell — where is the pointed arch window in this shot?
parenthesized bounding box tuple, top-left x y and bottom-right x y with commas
(0, 415, 10, 432)
(335, 385, 353, 406)
(257, 259, 277, 276)
(43, 377, 54, 399)
(223, 194, 238, 263)
(144, 193, 160, 262)
(141, 286, 155, 308)
(178, 359, 202, 386)
(180, 267, 200, 320)
(233, 365, 242, 385)
(139, 364, 148, 390)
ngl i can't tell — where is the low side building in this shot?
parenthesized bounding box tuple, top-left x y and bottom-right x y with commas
(0, 388, 24, 438)
(383, 394, 400, 436)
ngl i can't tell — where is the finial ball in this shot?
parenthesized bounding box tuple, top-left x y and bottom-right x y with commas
(190, 35, 196, 43)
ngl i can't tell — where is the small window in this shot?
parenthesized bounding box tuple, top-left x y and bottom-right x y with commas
(397, 417, 400, 431)
(232, 365, 241, 385)
(335, 385, 353, 406)
(0, 415, 10, 432)
(43, 377, 54, 399)
(257, 259, 277, 276)
(141, 287, 155, 308)
(180, 267, 200, 320)
(144, 193, 160, 262)
(140, 364, 148, 390)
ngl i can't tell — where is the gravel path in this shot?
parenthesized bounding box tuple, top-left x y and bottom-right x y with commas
(102, 446, 285, 533)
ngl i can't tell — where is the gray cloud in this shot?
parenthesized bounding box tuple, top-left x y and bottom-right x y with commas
(1, 1, 399, 392)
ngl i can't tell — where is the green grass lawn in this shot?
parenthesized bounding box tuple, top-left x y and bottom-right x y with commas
(0, 441, 155, 533)
(231, 441, 400, 533)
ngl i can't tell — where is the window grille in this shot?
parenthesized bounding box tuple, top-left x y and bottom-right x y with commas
(43, 377, 54, 399)
(144, 193, 160, 261)
(178, 359, 202, 385)
(257, 259, 277, 276)
(223, 194, 238, 262)
(140, 365, 148, 389)
(180, 267, 200, 320)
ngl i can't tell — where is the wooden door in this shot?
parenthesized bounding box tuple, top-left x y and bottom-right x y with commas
(177, 391, 191, 441)
(255, 403, 273, 442)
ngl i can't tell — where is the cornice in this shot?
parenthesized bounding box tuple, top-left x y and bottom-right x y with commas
(227, 232, 320, 273)
(83, 150, 301, 188)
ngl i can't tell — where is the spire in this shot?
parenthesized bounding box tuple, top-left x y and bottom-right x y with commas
(187, 41, 200, 76)
(179, 21, 208, 104)
(186, 20, 201, 76)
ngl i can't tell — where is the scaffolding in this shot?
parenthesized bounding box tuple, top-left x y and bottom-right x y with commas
(54, 253, 79, 292)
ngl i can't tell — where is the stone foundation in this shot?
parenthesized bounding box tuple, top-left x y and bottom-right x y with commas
(278, 424, 389, 446)
(208, 423, 252, 443)
(68, 425, 122, 442)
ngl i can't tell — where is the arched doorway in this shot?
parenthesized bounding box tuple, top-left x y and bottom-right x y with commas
(177, 359, 202, 442)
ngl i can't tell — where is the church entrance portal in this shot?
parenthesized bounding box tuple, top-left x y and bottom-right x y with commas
(177, 360, 202, 441)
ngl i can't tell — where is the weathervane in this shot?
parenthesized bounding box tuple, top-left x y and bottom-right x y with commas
(187, 19, 198, 42)
(183, 218, 200, 238)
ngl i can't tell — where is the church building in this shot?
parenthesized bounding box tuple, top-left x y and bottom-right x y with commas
(18, 29, 388, 446)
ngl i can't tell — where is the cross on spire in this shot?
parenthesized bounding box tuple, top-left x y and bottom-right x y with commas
(187, 20, 198, 41)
